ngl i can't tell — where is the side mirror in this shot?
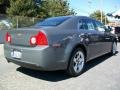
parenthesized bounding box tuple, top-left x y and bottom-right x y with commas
(104, 26, 112, 32)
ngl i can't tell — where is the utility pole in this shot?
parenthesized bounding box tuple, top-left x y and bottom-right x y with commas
(16, 16, 18, 30)
(100, 0, 103, 23)
(105, 15, 107, 25)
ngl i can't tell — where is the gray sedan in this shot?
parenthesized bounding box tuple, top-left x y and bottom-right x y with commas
(4, 16, 117, 76)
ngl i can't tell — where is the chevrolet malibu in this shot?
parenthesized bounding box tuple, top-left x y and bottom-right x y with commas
(4, 16, 117, 76)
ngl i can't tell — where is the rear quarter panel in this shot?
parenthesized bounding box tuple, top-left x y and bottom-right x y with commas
(43, 17, 88, 67)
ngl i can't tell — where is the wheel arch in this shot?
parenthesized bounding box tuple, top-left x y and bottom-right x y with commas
(72, 44, 87, 58)
(66, 44, 87, 68)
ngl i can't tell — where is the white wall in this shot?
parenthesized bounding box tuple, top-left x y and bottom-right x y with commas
(0, 44, 4, 57)
(0, 30, 6, 44)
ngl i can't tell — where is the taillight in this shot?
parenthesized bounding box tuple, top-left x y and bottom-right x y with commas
(30, 36, 37, 45)
(5, 32, 12, 43)
(36, 31, 48, 45)
(30, 31, 48, 46)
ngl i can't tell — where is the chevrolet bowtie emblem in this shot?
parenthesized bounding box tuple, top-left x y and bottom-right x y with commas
(17, 33, 23, 36)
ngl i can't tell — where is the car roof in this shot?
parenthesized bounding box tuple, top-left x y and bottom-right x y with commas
(49, 15, 97, 21)
(49, 15, 89, 18)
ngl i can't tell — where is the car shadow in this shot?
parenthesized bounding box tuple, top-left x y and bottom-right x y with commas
(17, 68, 71, 82)
(17, 51, 119, 82)
(84, 51, 118, 73)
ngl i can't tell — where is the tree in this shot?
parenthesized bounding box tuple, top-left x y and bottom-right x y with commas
(7, 0, 38, 17)
(0, 0, 10, 14)
(6, 0, 75, 28)
(90, 10, 109, 24)
(37, 0, 75, 18)
(7, 0, 75, 18)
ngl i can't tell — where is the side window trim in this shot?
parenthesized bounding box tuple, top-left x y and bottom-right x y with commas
(78, 19, 89, 31)
(78, 19, 85, 31)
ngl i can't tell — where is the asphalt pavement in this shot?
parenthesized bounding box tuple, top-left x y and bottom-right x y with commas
(0, 44, 120, 90)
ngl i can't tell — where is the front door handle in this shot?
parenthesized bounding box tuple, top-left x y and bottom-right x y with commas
(105, 37, 110, 40)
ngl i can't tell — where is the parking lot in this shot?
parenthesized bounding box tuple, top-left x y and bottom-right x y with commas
(0, 44, 120, 90)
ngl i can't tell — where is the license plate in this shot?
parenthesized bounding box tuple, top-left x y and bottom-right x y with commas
(11, 50, 22, 59)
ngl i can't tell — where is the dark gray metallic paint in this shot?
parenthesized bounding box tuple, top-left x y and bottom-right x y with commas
(4, 16, 117, 71)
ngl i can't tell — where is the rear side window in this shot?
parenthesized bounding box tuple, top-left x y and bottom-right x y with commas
(78, 19, 95, 31)
(34, 17, 70, 26)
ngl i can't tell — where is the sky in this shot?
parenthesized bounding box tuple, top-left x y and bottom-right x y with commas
(68, 0, 120, 16)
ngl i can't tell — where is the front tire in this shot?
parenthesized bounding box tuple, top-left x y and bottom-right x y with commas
(118, 37, 120, 42)
(111, 42, 117, 55)
(66, 48, 85, 77)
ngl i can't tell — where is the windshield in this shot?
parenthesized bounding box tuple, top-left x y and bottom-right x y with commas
(34, 17, 70, 27)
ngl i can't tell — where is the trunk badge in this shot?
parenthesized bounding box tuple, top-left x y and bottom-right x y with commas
(17, 33, 23, 37)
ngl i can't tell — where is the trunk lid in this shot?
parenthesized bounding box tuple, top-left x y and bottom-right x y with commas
(9, 28, 39, 46)
(7, 26, 59, 47)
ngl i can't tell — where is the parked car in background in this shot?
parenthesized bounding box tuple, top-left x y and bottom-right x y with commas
(105, 25, 115, 34)
(0, 20, 13, 30)
(4, 16, 117, 77)
(114, 27, 120, 41)
(0, 20, 13, 44)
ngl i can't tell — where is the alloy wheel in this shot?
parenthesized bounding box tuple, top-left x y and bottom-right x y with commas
(73, 51, 85, 73)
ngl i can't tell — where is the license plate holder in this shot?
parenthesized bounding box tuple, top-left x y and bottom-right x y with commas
(11, 50, 22, 59)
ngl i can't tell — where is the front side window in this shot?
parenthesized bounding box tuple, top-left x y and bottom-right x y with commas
(86, 22, 95, 30)
(95, 21, 105, 32)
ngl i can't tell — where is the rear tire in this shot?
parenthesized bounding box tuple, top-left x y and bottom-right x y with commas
(66, 48, 85, 77)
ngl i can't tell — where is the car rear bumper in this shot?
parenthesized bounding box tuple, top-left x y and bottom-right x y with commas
(4, 44, 67, 71)
(6, 58, 47, 70)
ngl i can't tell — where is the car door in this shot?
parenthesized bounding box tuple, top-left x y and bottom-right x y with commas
(103, 32, 113, 53)
(78, 19, 103, 60)
(94, 21, 112, 54)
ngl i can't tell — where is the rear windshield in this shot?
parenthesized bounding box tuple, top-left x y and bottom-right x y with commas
(34, 17, 70, 26)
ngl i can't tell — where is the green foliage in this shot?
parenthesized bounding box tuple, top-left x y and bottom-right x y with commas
(0, 0, 4, 4)
(6, 0, 41, 28)
(90, 10, 109, 24)
(7, 0, 75, 18)
(7, 0, 38, 17)
(5, 0, 75, 28)
(37, 0, 75, 18)
(0, 0, 9, 14)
